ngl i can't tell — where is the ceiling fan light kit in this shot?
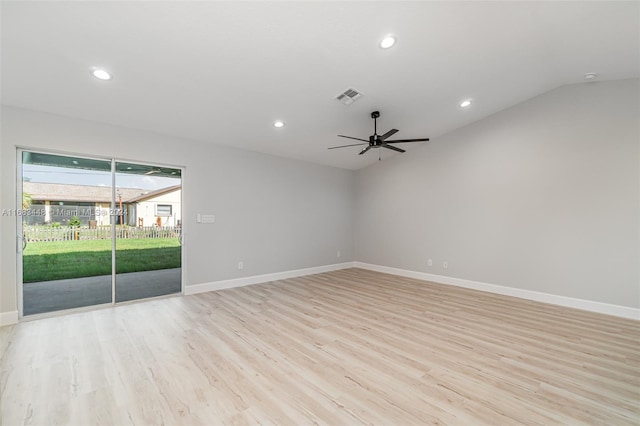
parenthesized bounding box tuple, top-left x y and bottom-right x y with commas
(328, 111, 429, 160)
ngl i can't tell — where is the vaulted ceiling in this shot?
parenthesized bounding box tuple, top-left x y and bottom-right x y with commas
(2, 1, 638, 170)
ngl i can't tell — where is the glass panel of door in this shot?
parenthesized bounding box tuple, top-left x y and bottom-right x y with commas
(20, 150, 182, 316)
(114, 162, 182, 302)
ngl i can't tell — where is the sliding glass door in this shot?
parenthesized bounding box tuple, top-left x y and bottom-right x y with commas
(19, 150, 182, 316)
(114, 162, 182, 302)
(20, 152, 113, 315)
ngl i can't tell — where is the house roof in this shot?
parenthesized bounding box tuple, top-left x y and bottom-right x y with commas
(24, 182, 149, 203)
(127, 185, 181, 203)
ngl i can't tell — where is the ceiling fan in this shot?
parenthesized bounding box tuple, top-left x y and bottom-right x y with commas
(328, 111, 429, 158)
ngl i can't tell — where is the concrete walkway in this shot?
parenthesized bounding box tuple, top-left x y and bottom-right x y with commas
(23, 268, 181, 316)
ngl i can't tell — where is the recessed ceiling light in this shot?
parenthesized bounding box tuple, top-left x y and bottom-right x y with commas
(584, 72, 599, 80)
(273, 120, 285, 128)
(380, 35, 396, 49)
(91, 68, 112, 81)
(460, 99, 473, 108)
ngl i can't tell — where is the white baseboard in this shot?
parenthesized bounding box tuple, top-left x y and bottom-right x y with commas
(0, 310, 19, 326)
(4, 262, 636, 322)
(185, 262, 356, 295)
(354, 262, 640, 321)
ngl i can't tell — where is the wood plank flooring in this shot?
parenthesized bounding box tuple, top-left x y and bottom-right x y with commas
(1, 268, 639, 425)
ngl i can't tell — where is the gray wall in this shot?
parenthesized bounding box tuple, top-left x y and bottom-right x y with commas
(355, 79, 639, 308)
(0, 107, 354, 315)
(2, 78, 638, 318)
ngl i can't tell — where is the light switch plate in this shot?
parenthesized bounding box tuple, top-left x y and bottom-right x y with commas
(201, 214, 215, 224)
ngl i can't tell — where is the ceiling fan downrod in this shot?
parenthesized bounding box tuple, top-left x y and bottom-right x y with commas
(372, 110, 380, 136)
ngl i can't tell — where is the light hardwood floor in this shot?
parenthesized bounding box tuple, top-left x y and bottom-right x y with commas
(1, 268, 639, 425)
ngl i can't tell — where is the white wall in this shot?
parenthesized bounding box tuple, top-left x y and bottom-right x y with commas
(355, 79, 639, 308)
(0, 107, 354, 318)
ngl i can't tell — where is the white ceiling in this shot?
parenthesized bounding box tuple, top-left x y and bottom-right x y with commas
(2, 1, 638, 170)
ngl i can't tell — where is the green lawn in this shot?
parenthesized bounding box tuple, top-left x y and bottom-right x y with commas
(23, 238, 181, 283)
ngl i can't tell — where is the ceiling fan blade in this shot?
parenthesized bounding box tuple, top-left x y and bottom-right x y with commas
(328, 142, 368, 149)
(382, 144, 406, 153)
(337, 135, 368, 142)
(359, 146, 372, 155)
(385, 138, 430, 143)
(379, 129, 399, 141)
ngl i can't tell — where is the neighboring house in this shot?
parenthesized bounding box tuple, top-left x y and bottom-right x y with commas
(126, 185, 181, 227)
(22, 182, 180, 227)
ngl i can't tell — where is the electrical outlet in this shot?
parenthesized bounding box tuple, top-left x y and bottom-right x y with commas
(428, 259, 433, 266)
(337, 250, 341, 258)
(443, 261, 448, 269)
(238, 261, 244, 270)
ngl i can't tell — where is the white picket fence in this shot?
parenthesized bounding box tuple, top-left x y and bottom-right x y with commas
(24, 225, 180, 242)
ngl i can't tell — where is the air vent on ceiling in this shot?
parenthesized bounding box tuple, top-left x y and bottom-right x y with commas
(335, 88, 364, 105)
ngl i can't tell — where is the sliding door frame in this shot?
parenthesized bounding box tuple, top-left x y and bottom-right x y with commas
(16, 147, 186, 320)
